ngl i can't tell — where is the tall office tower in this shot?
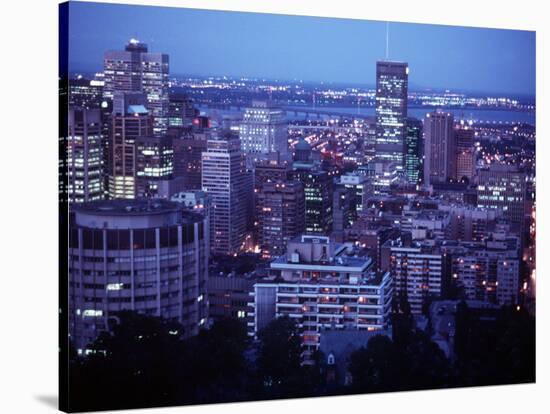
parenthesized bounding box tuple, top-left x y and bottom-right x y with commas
(256, 180, 305, 259)
(239, 100, 288, 166)
(69, 77, 104, 109)
(423, 111, 456, 185)
(103, 39, 169, 135)
(167, 93, 199, 129)
(69, 199, 209, 352)
(477, 165, 526, 230)
(69, 77, 109, 196)
(381, 236, 451, 314)
(375, 61, 408, 169)
(337, 173, 366, 215)
(108, 92, 152, 199)
(202, 131, 249, 255)
(290, 167, 333, 235)
(135, 135, 174, 198)
(405, 117, 423, 185)
(172, 132, 209, 190)
(249, 236, 393, 363)
(332, 186, 357, 242)
(455, 125, 475, 182)
(68, 108, 104, 203)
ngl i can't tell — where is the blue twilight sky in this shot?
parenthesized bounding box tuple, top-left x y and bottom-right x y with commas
(67, 1, 536, 96)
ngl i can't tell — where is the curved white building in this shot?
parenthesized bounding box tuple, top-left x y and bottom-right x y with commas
(69, 199, 209, 352)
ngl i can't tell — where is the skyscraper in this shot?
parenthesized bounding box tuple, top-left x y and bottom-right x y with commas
(375, 61, 408, 169)
(135, 135, 174, 198)
(167, 92, 199, 129)
(455, 125, 476, 182)
(239, 100, 288, 165)
(68, 107, 104, 203)
(108, 92, 152, 199)
(423, 111, 456, 185)
(104, 39, 169, 135)
(477, 165, 526, 230)
(202, 131, 249, 255)
(290, 168, 333, 235)
(405, 117, 423, 185)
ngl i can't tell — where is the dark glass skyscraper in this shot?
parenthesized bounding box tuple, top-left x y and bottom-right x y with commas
(405, 117, 423, 185)
(375, 61, 409, 169)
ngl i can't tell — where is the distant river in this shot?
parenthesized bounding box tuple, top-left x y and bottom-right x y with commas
(199, 105, 535, 126)
(286, 106, 536, 126)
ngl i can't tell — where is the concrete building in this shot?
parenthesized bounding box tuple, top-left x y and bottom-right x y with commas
(477, 165, 526, 230)
(239, 100, 288, 166)
(135, 135, 174, 198)
(256, 180, 305, 259)
(375, 61, 408, 169)
(103, 39, 169, 135)
(381, 236, 451, 314)
(208, 275, 255, 322)
(444, 234, 521, 306)
(69, 199, 209, 352)
(68, 107, 104, 203)
(455, 125, 475, 182)
(172, 131, 209, 191)
(248, 235, 393, 363)
(424, 111, 456, 185)
(108, 92, 152, 199)
(202, 131, 250, 255)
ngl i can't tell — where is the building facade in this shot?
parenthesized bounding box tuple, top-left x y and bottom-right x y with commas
(256, 180, 305, 259)
(69, 199, 209, 352)
(424, 111, 456, 186)
(248, 235, 393, 363)
(68, 107, 104, 203)
(405, 117, 423, 185)
(239, 100, 288, 165)
(108, 92, 152, 199)
(375, 61, 409, 168)
(202, 132, 250, 255)
(477, 165, 526, 230)
(103, 39, 169, 135)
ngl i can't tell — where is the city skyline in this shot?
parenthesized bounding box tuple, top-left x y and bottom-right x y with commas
(68, 2, 536, 96)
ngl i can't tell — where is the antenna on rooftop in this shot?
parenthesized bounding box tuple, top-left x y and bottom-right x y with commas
(385, 21, 390, 59)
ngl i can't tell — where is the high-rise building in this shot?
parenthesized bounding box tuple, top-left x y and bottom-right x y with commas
(167, 93, 199, 129)
(381, 236, 451, 314)
(444, 234, 521, 306)
(202, 131, 250, 255)
(290, 167, 333, 235)
(254, 158, 291, 188)
(239, 100, 288, 165)
(69, 77, 104, 109)
(135, 135, 174, 198)
(172, 131, 209, 191)
(477, 165, 526, 230)
(423, 111, 456, 185)
(69, 199, 209, 352)
(104, 39, 169, 135)
(405, 117, 423, 185)
(68, 107, 104, 203)
(455, 125, 476, 182)
(108, 92, 152, 199)
(248, 235, 393, 363)
(375, 61, 408, 168)
(256, 180, 305, 259)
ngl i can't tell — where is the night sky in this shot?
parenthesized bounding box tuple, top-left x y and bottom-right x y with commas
(67, 1, 536, 96)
